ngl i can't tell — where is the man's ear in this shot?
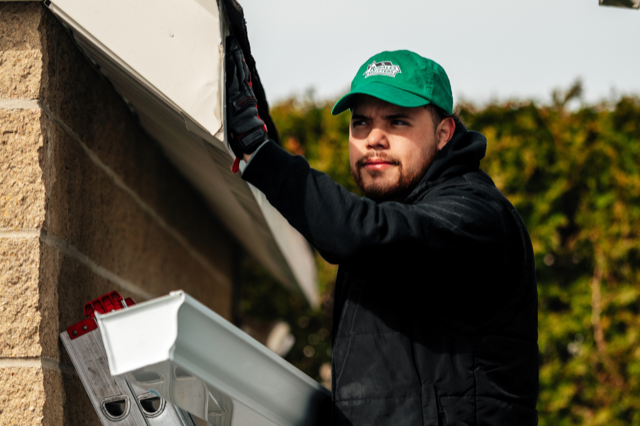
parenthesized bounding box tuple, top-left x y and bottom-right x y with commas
(436, 117, 456, 151)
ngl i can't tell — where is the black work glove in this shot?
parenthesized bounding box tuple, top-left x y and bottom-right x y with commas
(225, 36, 267, 160)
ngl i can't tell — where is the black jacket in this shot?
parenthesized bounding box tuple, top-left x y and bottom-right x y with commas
(242, 124, 539, 426)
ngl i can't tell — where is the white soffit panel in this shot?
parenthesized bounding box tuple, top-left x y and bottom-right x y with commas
(97, 291, 330, 426)
(50, 0, 223, 134)
(45, 0, 318, 305)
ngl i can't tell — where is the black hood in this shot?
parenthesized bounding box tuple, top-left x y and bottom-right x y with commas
(405, 123, 487, 202)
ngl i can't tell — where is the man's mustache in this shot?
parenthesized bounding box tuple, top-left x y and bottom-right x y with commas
(356, 153, 400, 169)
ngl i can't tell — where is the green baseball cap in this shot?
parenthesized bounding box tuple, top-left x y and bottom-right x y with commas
(332, 50, 453, 116)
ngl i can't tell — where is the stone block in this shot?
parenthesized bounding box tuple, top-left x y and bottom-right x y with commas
(0, 3, 42, 52)
(0, 49, 44, 100)
(0, 366, 45, 425)
(0, 237, 43, 357)
(0, 3, 44, 99)
(0, 108, 46, 230)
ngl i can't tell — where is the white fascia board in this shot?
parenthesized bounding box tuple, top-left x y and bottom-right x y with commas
(46, 0, 318, 305)
(97, 291, 330, 426)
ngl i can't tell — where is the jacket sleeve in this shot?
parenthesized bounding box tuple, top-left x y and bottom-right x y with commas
(241, 141, 505, 264)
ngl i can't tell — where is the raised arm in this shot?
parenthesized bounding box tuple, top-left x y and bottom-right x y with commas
(242, 140, 505, 264)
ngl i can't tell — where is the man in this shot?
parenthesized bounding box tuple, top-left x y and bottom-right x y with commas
(225, 39, 539, 425)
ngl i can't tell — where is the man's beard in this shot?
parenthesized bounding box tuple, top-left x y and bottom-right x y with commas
(351, 153, 431, 203)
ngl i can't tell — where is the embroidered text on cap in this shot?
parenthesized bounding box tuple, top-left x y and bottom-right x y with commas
(363, 61, 402, 78)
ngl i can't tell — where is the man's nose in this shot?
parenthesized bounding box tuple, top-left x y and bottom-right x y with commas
(366, 128, 389, 150)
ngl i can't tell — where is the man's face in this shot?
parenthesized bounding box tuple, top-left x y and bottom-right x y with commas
(349, 95, 449, 202)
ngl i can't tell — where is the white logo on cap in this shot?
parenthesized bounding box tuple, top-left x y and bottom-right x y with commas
(363, 60, 402, 78)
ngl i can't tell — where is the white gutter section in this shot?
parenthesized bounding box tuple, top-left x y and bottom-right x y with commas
(97, 291, 330, 426)
(45, 0, 318, 305)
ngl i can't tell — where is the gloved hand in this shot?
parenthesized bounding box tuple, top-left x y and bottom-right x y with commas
(225, 36, 268, 165)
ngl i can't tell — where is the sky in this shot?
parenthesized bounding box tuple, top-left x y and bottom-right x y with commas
(238, 0, 640, 107)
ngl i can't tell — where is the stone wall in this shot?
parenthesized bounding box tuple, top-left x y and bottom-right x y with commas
(0, 4, 237, 425)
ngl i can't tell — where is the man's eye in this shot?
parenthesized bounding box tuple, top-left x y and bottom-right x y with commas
(352, 120, 367, 127)
(392, 120, 408, 126)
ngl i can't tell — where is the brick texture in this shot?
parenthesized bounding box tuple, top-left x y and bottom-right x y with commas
(0, 108, 45, 229)
(0, 3, 43, 100)
(0, 3, 237, 425)
(0, 237, 42, 357)
(0, 367, 46, 425)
